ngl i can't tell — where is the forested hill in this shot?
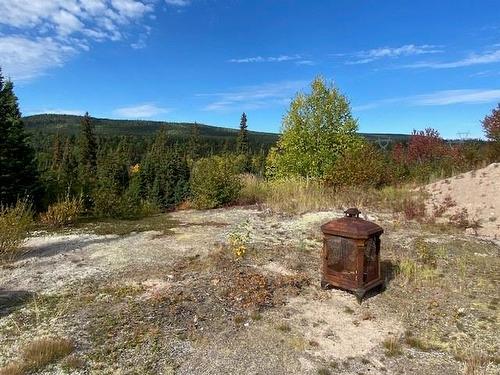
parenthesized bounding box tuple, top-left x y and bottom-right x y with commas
(23, 114, 280, 146)
(23, 113, 410, 145)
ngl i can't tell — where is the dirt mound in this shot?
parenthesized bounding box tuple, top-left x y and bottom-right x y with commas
(424, 162, 500, 238)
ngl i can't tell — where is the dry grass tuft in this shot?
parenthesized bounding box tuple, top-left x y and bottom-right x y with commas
(462, 352, 490, 375)
(238, 175, 426, 216)
(0, 337, 74, 375)
(21, 337, 74, 371)
(0, 200, 33, 262)
(39, 195, 83, 228)
(382, 336, 402, 357)
(0, 362, 24, 375)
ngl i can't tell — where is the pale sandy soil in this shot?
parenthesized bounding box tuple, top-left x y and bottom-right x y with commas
(425, 162, 500, 238)
(0, 207, 498, 375)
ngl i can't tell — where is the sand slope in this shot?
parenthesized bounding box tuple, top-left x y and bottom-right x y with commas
(425, 162, 500, 238)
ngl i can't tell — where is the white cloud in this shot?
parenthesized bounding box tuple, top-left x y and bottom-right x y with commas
(228, 55, 302, 63)
(29, 108, 86, 116)
(165, 0, 191, 6)
(0, 36, 77, 81)
(200, 80, 307, 111)
(405, 49, 500, 69)
(113, 103, 171, 118)
(53, 9, 85, 35)
(0, 0, 155, 81)
(344, 44, 442, 64)
(111, 0, 153, 19)
(354, 89, 500, 111)
(412, 89, 500, 105)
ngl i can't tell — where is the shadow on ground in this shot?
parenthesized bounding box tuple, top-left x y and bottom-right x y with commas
(0, 289, 34, 317)
(20, 236, 119, 259)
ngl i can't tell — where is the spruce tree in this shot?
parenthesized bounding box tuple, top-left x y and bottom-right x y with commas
(139, 127, 189, 208)
(51, 133, 63, 171)
(77, 112, 97, 204)
(187, 122, 201, 161)
(78, 112, 97, 173)
(237, 112, 249, 154)
(60, 137, 78, 192)
(0, 69, 39, 205)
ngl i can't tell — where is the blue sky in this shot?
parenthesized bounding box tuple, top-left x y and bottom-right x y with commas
(1, 0, 499, 138)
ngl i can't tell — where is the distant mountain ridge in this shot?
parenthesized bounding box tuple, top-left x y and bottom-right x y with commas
(23, 113, 410, 145)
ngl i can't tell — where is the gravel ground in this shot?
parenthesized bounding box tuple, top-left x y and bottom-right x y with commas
(0, 206, 498, 375)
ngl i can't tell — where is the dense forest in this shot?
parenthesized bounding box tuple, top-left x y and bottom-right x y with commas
(2, 72, 498, 229)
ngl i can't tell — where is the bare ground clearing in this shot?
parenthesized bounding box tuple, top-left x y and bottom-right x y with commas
(0, 207, 499, 374)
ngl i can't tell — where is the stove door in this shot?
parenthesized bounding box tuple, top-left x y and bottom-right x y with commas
(326, 237, 357, 281)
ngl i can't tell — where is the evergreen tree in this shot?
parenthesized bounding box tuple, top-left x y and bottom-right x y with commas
(0, 69, 39, 205)
(77, 112, 97, 203)
(51, 133, 63, 171)
(139, 127, 189, 208)
(187, 122, 201, 161)
(60, 137, 78, 190)
(237, 112, 249, 154)
(78, 112, 97, 173)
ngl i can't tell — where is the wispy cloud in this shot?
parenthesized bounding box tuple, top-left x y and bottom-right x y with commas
(412, 89, 500, 105)
(0, 0, 156, 81)
(295, 60, 315, 66)
(164, 0, 191, 6)
(405, 49, 500, 69)
(228, 55, 302, 63)
(199, 80, 307, 111)
(354, 89, 500, 111)
(113, 103, 171, 118)
(342, 44, 442, 64)
(25, 108, 85, 116)
(0, 36, 77, 81)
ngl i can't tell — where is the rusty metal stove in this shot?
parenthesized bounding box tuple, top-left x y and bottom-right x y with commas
(320, 208, 383, 302)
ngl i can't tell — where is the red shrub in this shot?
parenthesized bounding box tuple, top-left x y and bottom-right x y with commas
(482, 103, 500, 142)
(407, 128, 446, 164)
(392, 143, 406, 164)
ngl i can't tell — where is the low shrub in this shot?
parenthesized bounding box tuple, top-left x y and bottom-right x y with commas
(401, 197, 426, 221)
(0, 200, 33, 262)
(92, 185, 158, 219)
(39, 195, 83, 228)
(327, 142, 390, 188)
(190, 155, 241, 209)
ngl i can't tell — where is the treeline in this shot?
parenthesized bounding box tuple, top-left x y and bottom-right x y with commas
(33, 111, 266, 217)
(2, 71, 500, 224)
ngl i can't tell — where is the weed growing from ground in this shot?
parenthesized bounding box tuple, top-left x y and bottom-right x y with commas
(383, 336, 402, 357)
(276, 322, 291, 332)
(228, 219, 251, 258)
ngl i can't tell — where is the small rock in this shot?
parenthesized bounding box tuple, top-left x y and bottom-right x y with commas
(465, 227, 476, 235)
